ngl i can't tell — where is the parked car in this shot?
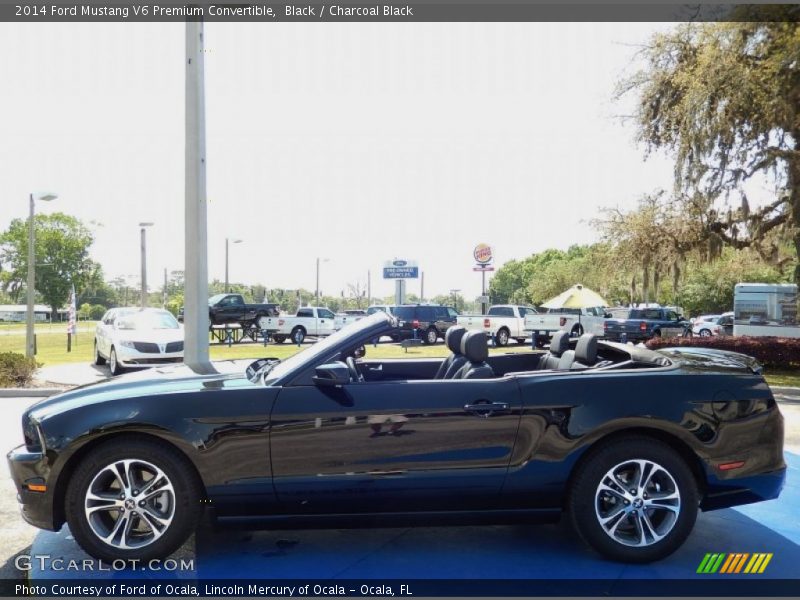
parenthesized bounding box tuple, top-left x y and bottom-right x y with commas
(10, 311, 785, 564)
(457, 304, 536, 346)
(604, 307, 690, 342)
(366, 305, 396, 315)
(392, 304, 458, 344)
(692, 312, 734, 337)
(259, 306, 336, 343)
(333, 310, 367, 331)
(177, 294, 279, 327)
(524, 306, 609, 341)
(94, 308, 184, 376)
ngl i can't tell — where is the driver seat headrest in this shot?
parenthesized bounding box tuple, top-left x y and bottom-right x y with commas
(461, 330, 489, 363)
(549, 330, 569, 357)
(445, 326, 467, 355)
(575, 333, 598, 366)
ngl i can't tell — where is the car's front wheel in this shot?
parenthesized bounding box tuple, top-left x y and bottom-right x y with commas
(108, 347, 124, 376)
(699, 329, 712, 337)
(569, 437, 698, 563)
(423, 327, 438, 345)
(65, 437, 202, 562)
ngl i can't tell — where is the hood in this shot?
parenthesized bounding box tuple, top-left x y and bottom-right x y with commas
(656, 347, 762, 374)
(112, 328, 184, 343)
(27, 360, 257, 421)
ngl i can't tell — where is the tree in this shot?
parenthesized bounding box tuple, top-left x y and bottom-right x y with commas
(0, 213, 95, 318)
(621, 18, 800, 283)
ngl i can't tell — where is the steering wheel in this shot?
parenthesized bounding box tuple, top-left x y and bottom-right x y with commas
(346, 356, 363, 383)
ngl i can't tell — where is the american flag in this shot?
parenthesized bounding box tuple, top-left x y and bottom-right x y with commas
(67, 284, 76, 335)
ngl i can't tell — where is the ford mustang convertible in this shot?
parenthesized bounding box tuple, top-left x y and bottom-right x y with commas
(8, 312, 785, 563)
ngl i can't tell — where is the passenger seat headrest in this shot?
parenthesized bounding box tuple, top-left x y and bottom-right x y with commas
(549, 331, 569, 357)
(445, 326, 467, 354)
(575, 333, 598, 365)
(461, 330, 489, 363)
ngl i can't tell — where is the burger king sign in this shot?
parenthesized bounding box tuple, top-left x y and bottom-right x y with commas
(473, 243, 493, 265)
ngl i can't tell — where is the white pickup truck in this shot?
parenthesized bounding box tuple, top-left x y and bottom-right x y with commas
(259, 306, 337, 343)
(456, 305, 537, 346)
(524, 306, 609, 341)
(333, 310, 367, 331)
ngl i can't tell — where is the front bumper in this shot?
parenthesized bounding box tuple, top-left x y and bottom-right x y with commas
(116, 348, 183, 368)
(6, 445, 58, 531)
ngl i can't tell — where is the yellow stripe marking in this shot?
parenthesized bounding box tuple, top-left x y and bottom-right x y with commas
(744, 554, 759, 574)
(758, 553, 773, 573)
(750, 553, 766, 573)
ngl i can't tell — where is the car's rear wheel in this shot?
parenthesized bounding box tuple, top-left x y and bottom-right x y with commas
(272, 334, 286, 344)
(569, 437, 698, 563)
(65, 437, 202, 562)
(495, 328, 510, 346)
(291, 327, 306, 344)
(699, 329, 712, 337)
(94, 341, 106, 366)
(571, 324, 584, 337)
(423, 327, 438, 345)
(109, 347, 124, 376)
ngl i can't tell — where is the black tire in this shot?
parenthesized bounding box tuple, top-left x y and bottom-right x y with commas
(94, 341, 106, 366)
(569, 436, 698, 563)
(652, 329, 662, 339)
(699, 329, 712, 337)
(65, 436, 203, 562)
(422, 327, 438, 345)
(272, 334, 286, 344)
(571, 324, 584, 338)
(516, 338, 526, 345)
(495, 328, 510, 347)
(109, 347, 124, 376)
(291, 327, 306, 344)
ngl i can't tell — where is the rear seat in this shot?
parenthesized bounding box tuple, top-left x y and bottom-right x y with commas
(537, 330, 569, 370)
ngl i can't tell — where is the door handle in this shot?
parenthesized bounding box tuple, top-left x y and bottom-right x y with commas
(464, 401, 510, 417)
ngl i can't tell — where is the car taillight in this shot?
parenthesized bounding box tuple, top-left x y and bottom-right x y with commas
(559, 317, 566, 327)
(412, 319, 420, 328)
(640, 321, 647, 331)
(484, 318, 490, 328)
(604, 321, 608, 331)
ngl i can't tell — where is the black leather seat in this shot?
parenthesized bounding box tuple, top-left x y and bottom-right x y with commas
(537, 330, 569, 370)
(455, 331, 495, 379)
(571, 333, 599, 369)
(435, 326, 468, 379)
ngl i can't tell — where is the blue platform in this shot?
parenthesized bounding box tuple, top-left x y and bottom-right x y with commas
(30, 452, 799, 592)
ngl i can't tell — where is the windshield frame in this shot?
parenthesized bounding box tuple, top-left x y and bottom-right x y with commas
(262, 311, 394, 386)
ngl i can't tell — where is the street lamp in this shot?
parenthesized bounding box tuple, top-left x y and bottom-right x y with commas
(315, 257, 329, 305)
(139, 222, 154, 309)
(26, 192, 57, 358)
(450, 288, 461, 312)
(225, 238, 243, 293)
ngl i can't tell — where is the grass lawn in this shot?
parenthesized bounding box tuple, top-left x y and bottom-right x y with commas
(763, 370, 800, 388)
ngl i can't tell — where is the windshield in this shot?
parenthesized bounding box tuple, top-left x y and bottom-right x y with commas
(208, 294, 229, 305)
(263, 311, 392, 385)
(116, 311, 180, 330)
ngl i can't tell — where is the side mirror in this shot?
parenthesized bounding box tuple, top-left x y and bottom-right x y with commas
(313, 362, 350, 387)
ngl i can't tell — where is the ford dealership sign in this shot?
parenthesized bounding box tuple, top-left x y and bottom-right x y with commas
(383, 259, 419, 279)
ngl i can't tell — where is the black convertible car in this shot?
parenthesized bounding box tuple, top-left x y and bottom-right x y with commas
(8, 312, 785, 563)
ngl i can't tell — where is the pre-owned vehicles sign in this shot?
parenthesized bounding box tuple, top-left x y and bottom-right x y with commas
(383, 259, 419, 279)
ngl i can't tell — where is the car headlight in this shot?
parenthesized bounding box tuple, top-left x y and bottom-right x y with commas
(22, 415, 46, 452)
(119, 340, 136, 349)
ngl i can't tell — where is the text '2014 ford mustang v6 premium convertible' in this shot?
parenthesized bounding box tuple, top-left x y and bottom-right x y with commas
(8, 311, 785, 563)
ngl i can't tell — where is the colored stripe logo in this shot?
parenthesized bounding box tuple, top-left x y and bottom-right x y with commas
(697, 553, 773, 574)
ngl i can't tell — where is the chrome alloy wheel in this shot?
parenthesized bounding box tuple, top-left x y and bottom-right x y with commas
(594, 459, 681, 547)
(84, 459, 175, 550)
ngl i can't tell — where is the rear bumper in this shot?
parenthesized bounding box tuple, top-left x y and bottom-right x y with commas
(6, 445, 58, 531)
(701, 466, 786, 511)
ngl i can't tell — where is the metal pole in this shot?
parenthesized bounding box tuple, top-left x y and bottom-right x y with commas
(25, 194, 35, 358)
(225, 238, 229, 293)
(163, 267, 168, 308)
(420, 271, 424, 302)
(184, 19, 213, 373)
(315, 257, 320, 304)
(140, 227, 147, 309)
(367, 270, 371, 305)
(481, 270, 487, 314)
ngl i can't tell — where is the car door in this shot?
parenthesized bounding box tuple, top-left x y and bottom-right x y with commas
(269, 376, 523, 514)
(317, 308, 335, 336)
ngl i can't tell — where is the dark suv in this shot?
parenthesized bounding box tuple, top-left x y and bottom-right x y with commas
(392, 304, 459, 344)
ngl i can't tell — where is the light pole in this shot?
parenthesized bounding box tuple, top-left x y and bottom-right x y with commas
(26, 192, 57, 358)
(225, 238, 242, 293)
(315, 257, 329, 305)
(139, 222, 154, 309)
(450, 288, 461, 312)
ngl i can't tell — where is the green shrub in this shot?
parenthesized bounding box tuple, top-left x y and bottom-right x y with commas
(646, 335, 800, 370)
(0, 352, 40, 388)
(90, 304, 107, 320)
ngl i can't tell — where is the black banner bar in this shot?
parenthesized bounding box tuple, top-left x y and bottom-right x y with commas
(3, 2, 800, 22)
